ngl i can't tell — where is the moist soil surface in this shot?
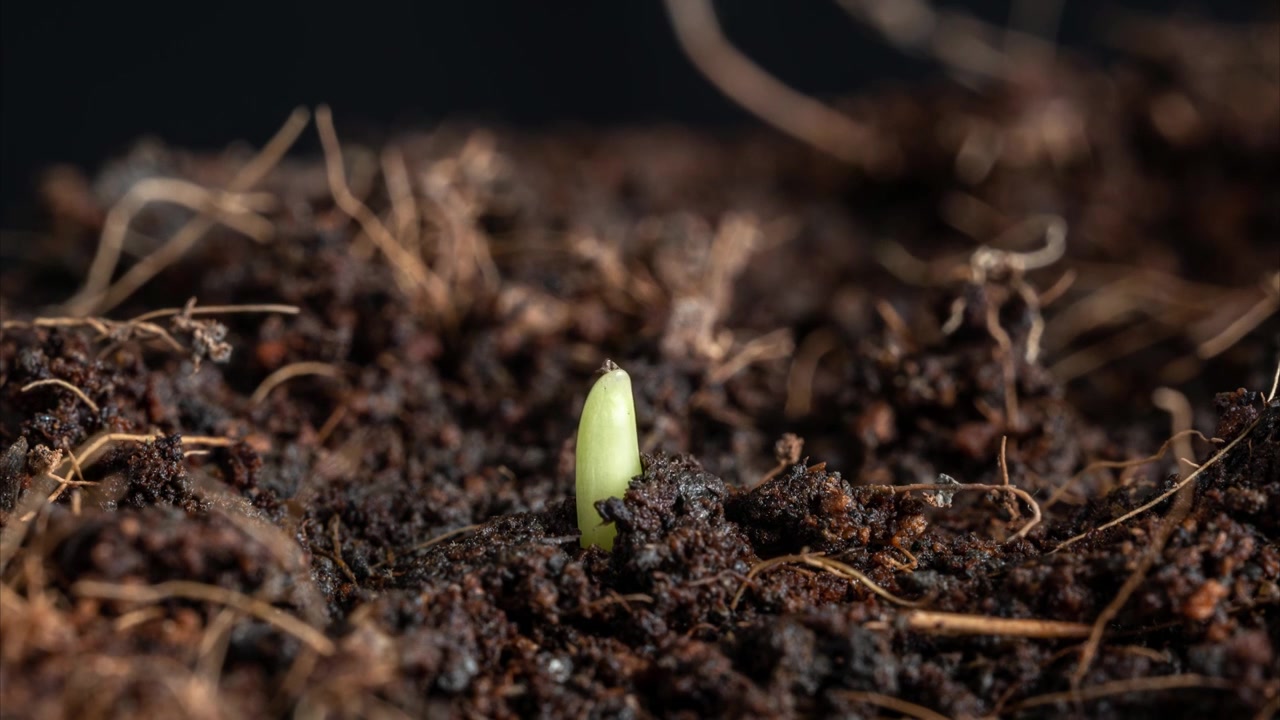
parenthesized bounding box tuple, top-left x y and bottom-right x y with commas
(1, 17, 1278, 720)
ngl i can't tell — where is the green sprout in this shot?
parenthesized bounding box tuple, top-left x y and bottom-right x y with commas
(576, 359, 643, 550)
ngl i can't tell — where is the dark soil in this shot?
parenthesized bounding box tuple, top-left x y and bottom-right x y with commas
(2, 16, 1278, 720)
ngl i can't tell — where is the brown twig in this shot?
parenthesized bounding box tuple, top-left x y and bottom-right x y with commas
(19, 379, 100, 414)
(71, 579, 334, 656)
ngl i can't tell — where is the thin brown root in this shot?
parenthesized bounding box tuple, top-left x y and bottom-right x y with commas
(888, 479, 1042, 541)
(405, 524, 483, 555)
(893, 610, 1091, 639)
(113, 606, 167, 632)
(971, 214, 1067, 278)
(874, 299, 915, 347)
(785, 328, 839, 418)
(4, 432, 240, 539)
(1036, 268, 1077, 306)
(1070, 387, 1200, 688)
(0, 473, 59, 572)
(249, 362, 344, 405)
(1044, 428, 1210, 509)
(314, 106, 450, 315)
(1254, 693, 1280, 720)
(1195, 272, 1279, 359)
(664, 0, 874, 165)
(871, 240, 968, 287)
(1152, 387, 1196, 468)
(985, 301, 1021, 430)
(4, 304, 298, 368)
(20, 379, 100, 414)
(195, 607, 239, 687)
(830, 690, 949, 720)
(1267, 359, 1280, 403)
(126, 303, 299, 325)
(732, 551, 924, 611)
(71, 579, 334, 656)
(754, 433, 804, 489)
(421, 133, 501, 302)
(708, 328, 794, 384)
(381, 146, 422, 256)
(1014, 279, 1046, 363)
(1004, 674, 1238, 714)
(63, 178, 276, 313)
(1052, 409, 1263, 554)
(66, 108, 310, 317)
(1050, 318, 1184, 383)
(837, 0, 1025, 83)
(998, 435, 1010, 486)
(573, 592, 655, 616)
(194, 476, 329, 628)
(323, 515, 357, 584)
(314, 401, 349, 446)
(4, 316, 185, 355)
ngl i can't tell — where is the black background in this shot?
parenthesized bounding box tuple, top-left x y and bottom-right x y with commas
(0, 0, 1271, 222)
